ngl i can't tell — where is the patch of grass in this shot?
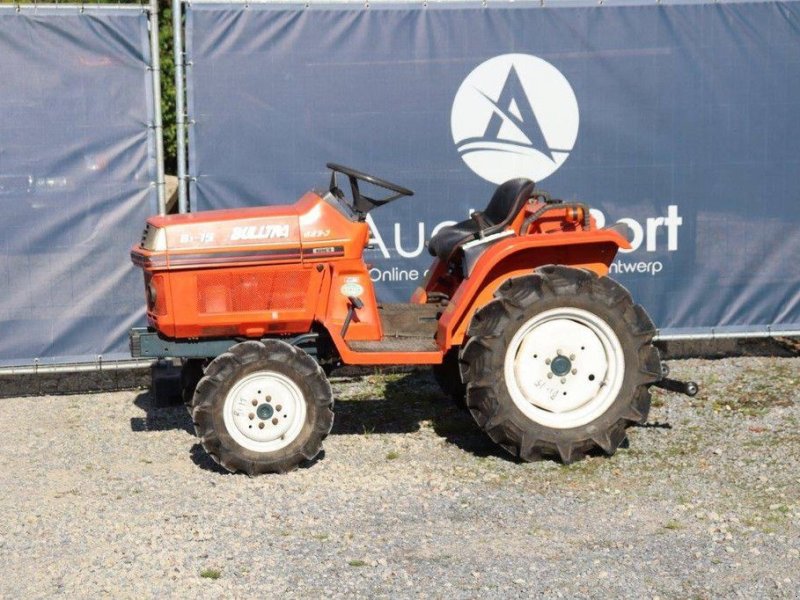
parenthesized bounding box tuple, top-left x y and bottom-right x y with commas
(564, 456, 606, 476)
(663, 519, 683, 530)
(741, 433, 774, 449)
(761, 526, 778, 534)
(348, 559, 367, 567)
(742, 504, 792, 533)
(741, 516, 761, 528)
(200, 568, 221, 580)
(386, 450, 399, 460)
(711, 367, 795, 416)
(312, 533, 329, 540)
(659, 436, 700, 459)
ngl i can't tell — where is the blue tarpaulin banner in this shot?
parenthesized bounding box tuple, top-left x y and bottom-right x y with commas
(0, 7, 156, 366)
(186, 1, 800, 336)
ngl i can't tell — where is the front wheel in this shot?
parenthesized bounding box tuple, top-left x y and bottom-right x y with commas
(191, 340, 333, 475)
(460, 265, 661, 463)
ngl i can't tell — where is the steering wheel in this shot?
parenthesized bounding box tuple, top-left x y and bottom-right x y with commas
(327, 163, 413, 220)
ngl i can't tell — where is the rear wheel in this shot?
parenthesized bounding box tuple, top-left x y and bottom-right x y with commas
(191, 340, 333, 475)
(460, 265, 661, 463)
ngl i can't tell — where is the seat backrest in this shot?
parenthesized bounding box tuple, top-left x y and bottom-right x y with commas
(483, 178, 536, 228)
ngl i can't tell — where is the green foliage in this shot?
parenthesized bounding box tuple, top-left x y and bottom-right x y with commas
(347, 560, 368, 568)
(158, 1, 178, 174)
(200, 568, 222, 580)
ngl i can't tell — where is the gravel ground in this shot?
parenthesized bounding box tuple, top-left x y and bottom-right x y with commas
(0, 356, 798, 598)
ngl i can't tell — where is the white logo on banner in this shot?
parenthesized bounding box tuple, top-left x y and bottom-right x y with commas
(451, 54, 580, 184)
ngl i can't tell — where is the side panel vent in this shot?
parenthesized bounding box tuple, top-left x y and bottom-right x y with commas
(197, 267, 312, 315)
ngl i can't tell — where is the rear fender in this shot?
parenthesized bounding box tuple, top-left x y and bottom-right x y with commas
(436, 229, 628, 348)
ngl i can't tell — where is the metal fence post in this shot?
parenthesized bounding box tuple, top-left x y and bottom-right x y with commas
(149, 0, 167, 214)
(173, 0, 188, 213)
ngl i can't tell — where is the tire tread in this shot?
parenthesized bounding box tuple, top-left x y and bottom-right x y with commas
(460, 265, 659, 464)
(191, 340, 333, 475)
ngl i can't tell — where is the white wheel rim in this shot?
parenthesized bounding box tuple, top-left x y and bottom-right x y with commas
(223, 371, 307, 453)
(503, 307, 625, 430)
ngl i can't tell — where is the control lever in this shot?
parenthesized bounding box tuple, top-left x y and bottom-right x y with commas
(341, 296, 364, 338)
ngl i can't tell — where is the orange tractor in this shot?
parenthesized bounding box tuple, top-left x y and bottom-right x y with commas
(130, 164, 695, 474)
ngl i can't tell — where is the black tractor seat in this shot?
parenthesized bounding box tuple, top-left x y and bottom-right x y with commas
(428, 178, 535, 262)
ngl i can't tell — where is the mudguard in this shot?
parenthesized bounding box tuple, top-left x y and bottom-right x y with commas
(436, 227, 631, 348)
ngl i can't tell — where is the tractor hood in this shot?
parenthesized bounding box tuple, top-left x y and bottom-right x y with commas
(131, 190, 364, 271)
(147, 204, 301, 252)
(132, 194, 319, 271)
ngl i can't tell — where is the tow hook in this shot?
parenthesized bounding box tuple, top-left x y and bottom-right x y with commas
(652, 361, 699, 397)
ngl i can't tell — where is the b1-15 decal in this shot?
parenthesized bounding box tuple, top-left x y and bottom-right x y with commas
(179, 232, 216, 245)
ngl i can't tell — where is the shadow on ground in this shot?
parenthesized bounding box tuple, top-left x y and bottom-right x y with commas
(130, 391, 194, 435)
(333, 369, 512, 461)
(129, 369, 518, 469)
(130, 391, 233, 474)
(189, 443, 233, 475)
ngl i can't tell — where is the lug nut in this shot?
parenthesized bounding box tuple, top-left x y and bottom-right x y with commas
(248, 413, 255, 420)
(570, 354, 575, 360)
(251, 399, 258, 406)
(547, 373, 553, 379)
(265, 396, 272, 403)
(258, 422, 265, 429)
(272, 418, 279, 425)
(275, 404, 282, 412)
(571, 369, 577, 375)
(545, 358, 551, 365)
(560, 378, 566, 384)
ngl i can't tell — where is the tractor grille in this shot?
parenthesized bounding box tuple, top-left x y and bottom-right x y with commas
(196, 268, 312, 314)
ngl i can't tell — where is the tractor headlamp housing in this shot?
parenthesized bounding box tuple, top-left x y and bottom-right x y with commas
(146, 280, 158, 307)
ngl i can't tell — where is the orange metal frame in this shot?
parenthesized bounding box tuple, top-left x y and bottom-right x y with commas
(131, 191, 628, 366)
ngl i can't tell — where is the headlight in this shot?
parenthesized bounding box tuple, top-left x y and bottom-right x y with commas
(147, 281, 158, 306)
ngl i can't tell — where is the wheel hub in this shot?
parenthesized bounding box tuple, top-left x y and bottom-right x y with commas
(256, 403, 274, 420)
(550, 355, 572, 377)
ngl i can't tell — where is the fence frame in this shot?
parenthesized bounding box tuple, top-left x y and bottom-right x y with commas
(0, 1, 165, 371)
